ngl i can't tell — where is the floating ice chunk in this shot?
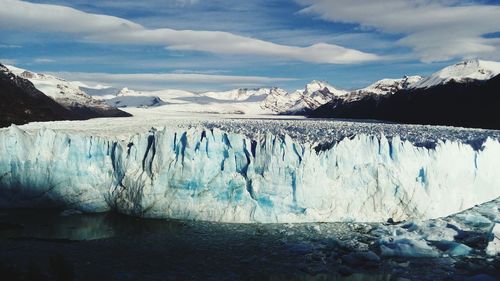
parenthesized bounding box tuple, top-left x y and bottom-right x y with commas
(486, 223, 500, 256)
(415, 220, 458, 242)
(447, 243, 472, 257)
(380, 237, 439, 258)
(454, 213, 494, 229)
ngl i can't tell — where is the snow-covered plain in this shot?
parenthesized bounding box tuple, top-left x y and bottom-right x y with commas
(1, 114, 499, 223)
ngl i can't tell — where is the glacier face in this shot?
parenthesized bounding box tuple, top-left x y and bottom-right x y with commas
(1, 120, 500, 223)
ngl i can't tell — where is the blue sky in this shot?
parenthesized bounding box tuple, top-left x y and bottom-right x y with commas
(1, 0, 499, 91)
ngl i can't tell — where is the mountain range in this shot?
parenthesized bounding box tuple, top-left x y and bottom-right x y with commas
(101, 81, 340, 115)
(1, 59, 499, 129)
(310, 59, 500, 130)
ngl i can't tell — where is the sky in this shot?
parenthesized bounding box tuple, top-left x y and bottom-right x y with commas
(0, 0, 499, 91)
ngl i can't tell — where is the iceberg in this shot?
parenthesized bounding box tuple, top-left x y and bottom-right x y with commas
(1, 118, 499, 223)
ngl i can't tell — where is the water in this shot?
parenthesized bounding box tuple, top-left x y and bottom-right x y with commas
(0, 209, 184, 241)
(0, 209, 497, 281)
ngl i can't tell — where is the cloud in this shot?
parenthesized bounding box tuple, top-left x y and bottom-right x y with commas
(175, 0, 200, 6)
(296, 0, 500, 62)
(0, 0, 379, 64)
(33, 58, 55, 63)
(258, 29, 396, 52)
(171, 69, 230, 74)
(0, 44, 21, 48)
(50, 71, 297, 91)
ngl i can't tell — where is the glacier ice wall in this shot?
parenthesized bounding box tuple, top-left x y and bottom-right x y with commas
(0, 124, 499, 223)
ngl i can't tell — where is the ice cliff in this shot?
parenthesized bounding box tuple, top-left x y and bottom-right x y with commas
(1, 121, 499, 223)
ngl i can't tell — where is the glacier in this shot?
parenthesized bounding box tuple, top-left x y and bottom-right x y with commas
(1, 118, 500, 223)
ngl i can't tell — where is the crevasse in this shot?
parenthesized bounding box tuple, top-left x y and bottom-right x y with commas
(0, 124, 499, 223)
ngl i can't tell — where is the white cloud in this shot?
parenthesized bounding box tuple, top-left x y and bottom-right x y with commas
(0, 44, 21, 48)
(0, 0, 379, 64)
(175, 0, 200, 6)
(171, 69, 230, 74)
(33, 58, 55, 63)
(297, 0, 500, 62)
(50, 71, 297, 91)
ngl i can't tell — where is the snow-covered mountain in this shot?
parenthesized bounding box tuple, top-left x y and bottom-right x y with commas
(281, 77, 429, 113)
(198, 84, 343, 114)
(0, 63, 77, 127)
(310, 59, 500, 129)
(282, 80, 349, 113)
(98, 87, 281, 114)
(411, 59, 500, 89)
(5, 65, 129, 118)
(202, 88, 270, 102)
(94, 86, 290, 114)
(93, 77, 423, 115)
(105, 88, 166, 108)
(259, 87, 292, 112)
(304, 80, 348, 97)
(338, 76, 423, 103)
(6, 59, 498, 119)
(98, 81, 349, 115)
(354, 76, 422, 96)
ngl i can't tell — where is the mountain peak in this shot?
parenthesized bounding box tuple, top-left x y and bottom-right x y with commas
(305, 80, 332, 93)
(460, 58, 480, 65)
(117, 87, 136, 96)
(302, 80, 348, 97)
(307, 80, 328, 86)
(201, 88, 271, 102)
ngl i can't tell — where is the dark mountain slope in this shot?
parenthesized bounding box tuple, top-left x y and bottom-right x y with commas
(0, 64, 77, 127)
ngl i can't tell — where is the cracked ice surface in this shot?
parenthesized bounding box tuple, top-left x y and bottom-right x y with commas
(1, 116, 500, 223)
